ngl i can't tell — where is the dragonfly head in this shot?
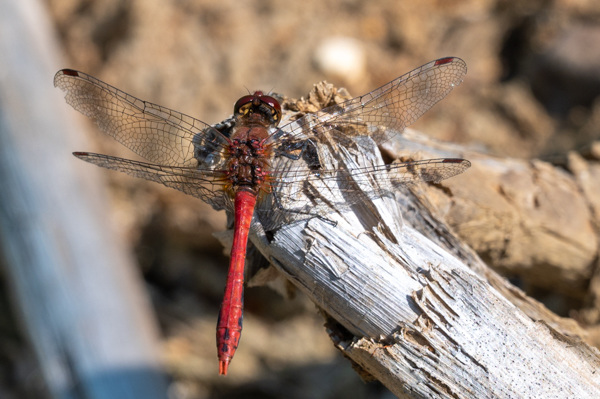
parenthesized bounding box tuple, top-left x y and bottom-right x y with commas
(234, 91, 282, 127)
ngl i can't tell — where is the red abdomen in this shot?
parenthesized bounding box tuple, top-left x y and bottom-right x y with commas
(216, 189, 257, 375)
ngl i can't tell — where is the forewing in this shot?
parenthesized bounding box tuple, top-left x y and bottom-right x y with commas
(74, 152, 232, 211)
(54, 69, 229, 167)
(275, 57, 467, 146)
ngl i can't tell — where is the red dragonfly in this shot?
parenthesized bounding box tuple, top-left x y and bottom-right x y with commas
(54, 56, 470, 375)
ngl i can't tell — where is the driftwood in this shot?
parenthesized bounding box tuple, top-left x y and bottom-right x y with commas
(237, 86, 600, 396)
(0, 1, 168, 398)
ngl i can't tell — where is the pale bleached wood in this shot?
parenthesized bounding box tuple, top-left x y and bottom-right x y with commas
(383, 129, 596, 339)
(246, 130, 600, 398)
(388, 130, 597, 303)
(0, 1, 168, 398)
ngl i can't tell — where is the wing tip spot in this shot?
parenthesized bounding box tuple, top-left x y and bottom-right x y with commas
(60, 69, 80, 77)
(434, 57, 455, 66)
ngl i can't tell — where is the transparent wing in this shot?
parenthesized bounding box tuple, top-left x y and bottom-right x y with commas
(273, 57, 467, 147)
(74, 152, 232, 211)
(257, 154, 470, 229)
(54, 69, 229, 168)
(276, 157, 470, 187)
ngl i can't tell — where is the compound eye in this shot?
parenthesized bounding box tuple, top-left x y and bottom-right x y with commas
(233, 92, 282, 125)
(258, 95, 282, 121)
(233, 95, 255, 115)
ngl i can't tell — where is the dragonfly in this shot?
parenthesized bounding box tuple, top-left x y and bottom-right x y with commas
(54, 56, 470, 375)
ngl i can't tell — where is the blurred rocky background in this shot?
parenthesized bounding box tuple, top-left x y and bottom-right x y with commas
(2, 0, 600, 398)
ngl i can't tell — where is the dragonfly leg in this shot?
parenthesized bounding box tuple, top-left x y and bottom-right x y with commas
(274, 139, 308, 160)
(267, 188, 338, 228)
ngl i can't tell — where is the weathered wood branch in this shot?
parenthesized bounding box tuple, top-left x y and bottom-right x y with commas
(247, 125, 600, 397)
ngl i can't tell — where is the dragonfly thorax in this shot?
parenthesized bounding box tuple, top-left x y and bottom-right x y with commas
(225, 134, 271, 194)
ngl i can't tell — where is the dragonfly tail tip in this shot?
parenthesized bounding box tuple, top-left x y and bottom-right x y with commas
(219, 360, 230, 375)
